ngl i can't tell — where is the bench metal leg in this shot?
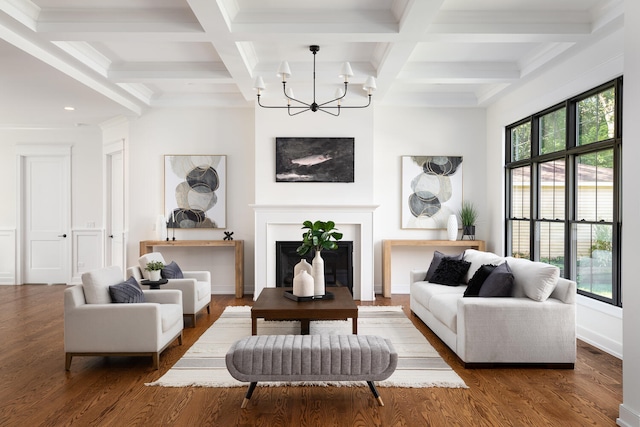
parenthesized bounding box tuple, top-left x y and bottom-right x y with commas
(367, 381, 384, 406)
(241, 382, 258, 409)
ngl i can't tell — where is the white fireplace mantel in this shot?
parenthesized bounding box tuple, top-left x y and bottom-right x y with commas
(252, 204, 378, 301)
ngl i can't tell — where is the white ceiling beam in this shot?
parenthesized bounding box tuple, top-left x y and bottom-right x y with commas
(0, 10, 146, 115)
(0, 0, 39, 30)
(187, 0, 257, 102)
(109, 62, 232, 83)
(372, 0, 446, 99)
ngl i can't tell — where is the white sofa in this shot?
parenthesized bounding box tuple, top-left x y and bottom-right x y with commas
(410, 249, 576, 368)
(64, 266, 184, 370)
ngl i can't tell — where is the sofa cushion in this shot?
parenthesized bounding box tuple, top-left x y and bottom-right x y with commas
(429, 293, 462, 333)
(464, 264, 497, 297)
(109, 277, 145, 303)
(463, 249, 505, 283)
(506, 257, 560, 301)
(425, 251, 464, 281)
(430, 258, 471, 286)
(478, 262, 514, 297)
(161, 261, 184, 279)
(411, 281, 466, 309)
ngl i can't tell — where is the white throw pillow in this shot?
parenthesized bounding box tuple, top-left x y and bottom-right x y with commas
(81, 266, 123, 304)
(506, 257, 560, 301)
(462, 249, 505, 283)
(138, 252, 166, 280)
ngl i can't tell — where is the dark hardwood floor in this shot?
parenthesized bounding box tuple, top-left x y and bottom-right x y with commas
(0, 285, 622, 426)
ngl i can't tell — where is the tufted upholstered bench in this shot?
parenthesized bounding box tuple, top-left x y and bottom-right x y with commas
(225, 334, 397, 408)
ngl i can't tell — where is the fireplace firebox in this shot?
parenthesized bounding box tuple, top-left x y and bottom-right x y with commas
(275, 241, 353, 294)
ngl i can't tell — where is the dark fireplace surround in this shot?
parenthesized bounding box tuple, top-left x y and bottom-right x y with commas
(275, 241, 353, 294)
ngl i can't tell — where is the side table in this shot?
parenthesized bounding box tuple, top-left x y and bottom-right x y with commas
(141, 279, 168, 290)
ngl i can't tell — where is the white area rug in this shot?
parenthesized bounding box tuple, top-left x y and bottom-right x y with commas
(146, 305, 467, 389)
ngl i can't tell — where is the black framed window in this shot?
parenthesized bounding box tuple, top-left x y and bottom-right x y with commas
(505, 78, 622, 306)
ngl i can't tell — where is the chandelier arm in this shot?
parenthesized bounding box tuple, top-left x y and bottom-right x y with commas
(257, 95, 310, 109)
(332, 94, 372, 109)
(317, 82, 348, 108)
(282, 82, 311, 107)
(317, 106, 340, 117)
(288, 107, 311, 116)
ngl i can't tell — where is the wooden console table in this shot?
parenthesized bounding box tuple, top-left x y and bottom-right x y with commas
(139, 240, 244, 298)
(381, 239, 485, 298)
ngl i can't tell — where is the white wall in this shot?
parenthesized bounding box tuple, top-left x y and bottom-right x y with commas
(619, 1, 640, 425)
(486, 28, 624, 358)
(0, 127, 103, 284)
(373, 106, 487, 292)
(254, 106, 374, 205)
(126, 108, 255, 294)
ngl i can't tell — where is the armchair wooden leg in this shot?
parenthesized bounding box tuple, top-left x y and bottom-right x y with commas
(152, 353, 160, 370)
(178, 331, 183, 346)
(65, 353, 73, 371)
(206, 303, 210, 314)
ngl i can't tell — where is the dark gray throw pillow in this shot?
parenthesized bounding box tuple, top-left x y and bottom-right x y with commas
(430, 258, 471, 286)
(478, 261, 514, 297)
(161, 261, 184, 279)
(464, 264, 497, 297)
(109, 277, 145, 303)
(425, 250, 464, 281)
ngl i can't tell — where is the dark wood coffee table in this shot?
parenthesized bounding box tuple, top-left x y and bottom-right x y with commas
(251, 287, 358, 335)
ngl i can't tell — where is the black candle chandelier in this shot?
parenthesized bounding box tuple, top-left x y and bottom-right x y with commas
(253, 45, 376, 117)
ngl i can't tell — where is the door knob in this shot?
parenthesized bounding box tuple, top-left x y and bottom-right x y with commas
(58, 234, 67, 238)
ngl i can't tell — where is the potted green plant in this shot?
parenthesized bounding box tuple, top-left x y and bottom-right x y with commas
(145, 260, 165, 282)
(458, 201, 478, 240)
(296, 220, 343, 296)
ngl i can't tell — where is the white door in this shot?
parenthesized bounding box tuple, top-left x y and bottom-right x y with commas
(106, 150, 125, 270)
(21, 151, 71, 284)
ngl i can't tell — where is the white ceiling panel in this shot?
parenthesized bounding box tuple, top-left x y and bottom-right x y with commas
(0, 0, 624, 127)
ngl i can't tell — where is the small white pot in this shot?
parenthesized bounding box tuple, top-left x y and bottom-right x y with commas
(148, 270, 161, 281)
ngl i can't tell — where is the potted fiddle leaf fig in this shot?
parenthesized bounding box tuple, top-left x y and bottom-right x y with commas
(458, 201, 478, 240)
(296, 220, 343, 296)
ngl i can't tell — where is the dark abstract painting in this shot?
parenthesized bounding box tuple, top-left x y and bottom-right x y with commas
(164, 155, 226, 228)
(275, 137, 354, 182)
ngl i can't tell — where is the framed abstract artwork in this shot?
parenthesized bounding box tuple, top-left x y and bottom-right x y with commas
(164, 155, 226, 229)
(275, 137, 354, 182)
(401, 156, 463, 229)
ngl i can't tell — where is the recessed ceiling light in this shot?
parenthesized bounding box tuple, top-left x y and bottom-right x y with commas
(64, 106, 75, 111)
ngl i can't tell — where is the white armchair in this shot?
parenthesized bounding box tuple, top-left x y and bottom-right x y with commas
(127, 252, 211, 327)
(64, 266, 184, 370)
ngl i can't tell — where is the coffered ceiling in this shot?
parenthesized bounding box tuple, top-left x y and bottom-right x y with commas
(0, 0, 624, 127)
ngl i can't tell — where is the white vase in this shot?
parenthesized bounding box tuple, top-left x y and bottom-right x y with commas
(293, 270, 315, 297)
(155, 214, 167, 241)
(148, 270, 161, 282)
(312, 251, 325, 296)
(294, 258, 312, 277)
(447, 214, 458, 241)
